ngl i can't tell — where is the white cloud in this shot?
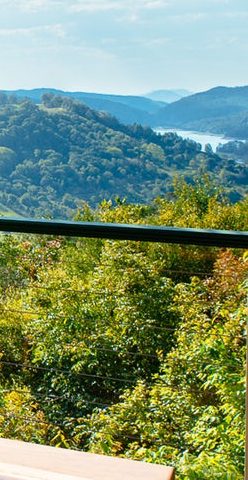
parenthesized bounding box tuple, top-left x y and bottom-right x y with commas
(0, 0, 242, 14)
(144, 0, 168, 8)
(146, 36, 170, 46)
(0, 24, 65, 38)
(224, 10, 248, 18)
(69, 0, 169, 13)
(0, 0, 237, 16)
(170, 12, 207, 22)
(0, 0, 62, 12)
(1, 0, 165, 13)
(22, 42, 117, 62)
(69, 1, 119, 12)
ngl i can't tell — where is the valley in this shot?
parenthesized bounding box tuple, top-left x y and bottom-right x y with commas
(0, 93, 246, 219)
(2, 85, 248, 140)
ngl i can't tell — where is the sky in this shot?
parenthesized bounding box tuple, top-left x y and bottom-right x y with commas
(0, 0, 247, 95)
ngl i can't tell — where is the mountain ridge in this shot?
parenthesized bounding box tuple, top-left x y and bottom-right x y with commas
(2, 85, 248, 138)
(1, 87, 164, 126)
(145, 88, 192, 103)
(153, 85, 248, 138)
(0, 93, 246, 218)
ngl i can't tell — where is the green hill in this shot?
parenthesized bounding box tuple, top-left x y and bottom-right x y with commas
(4, 85, 248, 139)
(1, 88, 164, 126)
(0, 93, 246, 218)
(154, 86, 248, 138)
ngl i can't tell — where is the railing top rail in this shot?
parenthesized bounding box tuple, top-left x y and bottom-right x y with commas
(0, 217, 247, 248)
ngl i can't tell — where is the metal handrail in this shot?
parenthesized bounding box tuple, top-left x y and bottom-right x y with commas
(0, 215, 247, 479)
(0, 217, 247, 248)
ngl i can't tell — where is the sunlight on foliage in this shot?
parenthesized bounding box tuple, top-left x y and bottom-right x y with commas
(0, 185, 247, 478)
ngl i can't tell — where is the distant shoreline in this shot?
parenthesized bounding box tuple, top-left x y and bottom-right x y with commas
(154, 127, 239, 152)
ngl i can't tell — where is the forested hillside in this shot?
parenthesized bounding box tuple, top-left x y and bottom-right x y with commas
(217, 139, 248, 162)
(3, 86, 248, 140)
(0, 184, 247, 479)
(0, 93, 247, 218)
(154, 86, 248, 139)
(1, 88, 163, 126)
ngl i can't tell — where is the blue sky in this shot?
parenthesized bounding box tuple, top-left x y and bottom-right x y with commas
(0, 0, 247, 94)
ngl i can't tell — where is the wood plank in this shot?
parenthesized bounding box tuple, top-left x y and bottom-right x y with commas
(0, 439, 175, 480)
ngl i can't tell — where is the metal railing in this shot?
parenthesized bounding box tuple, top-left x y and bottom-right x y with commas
(0, 217, 247, 248)
(0, 217, 247, 479)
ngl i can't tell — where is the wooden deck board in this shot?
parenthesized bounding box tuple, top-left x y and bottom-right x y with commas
(0, 439, 175, 480)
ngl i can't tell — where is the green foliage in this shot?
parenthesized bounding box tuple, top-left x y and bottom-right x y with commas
(156, 176, 248, 230)
(178, 452, 243, 479)
(0, 147, 17, 176)
(0, 189, 247, 477)
(0, 388, 49, 444)
(155, 85, 248, 139)
(0, 95, 246, 218)
(80, 250, 247, 478)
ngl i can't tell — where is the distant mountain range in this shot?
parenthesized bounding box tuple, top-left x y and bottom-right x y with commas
(0, 93, 246, 218)
(1, 88, 165, 126)
(145, 89, 192, 103)
(154, 86, 248, 139)
(2, 85, 248, 139)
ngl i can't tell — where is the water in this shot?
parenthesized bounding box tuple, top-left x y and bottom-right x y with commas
(155, 128, 234, 152)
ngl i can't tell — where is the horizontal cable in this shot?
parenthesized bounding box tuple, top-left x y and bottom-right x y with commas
(0, 389, 112, 408)
(83, 346, 159, 360)
(0, 411, 185, 452)
(0, 359, 244, 387)
(0, 307, 244, 340)
(0, 411, 66, 430)
(1, 254, 238, 279)
(46, 263, 214, 277)
(0, 382, 229, 404)
(17, 273, 212, 296)
(0, 360, 136, 384)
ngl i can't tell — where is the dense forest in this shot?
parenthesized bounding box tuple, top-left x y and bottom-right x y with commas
(1, 87, 164, 126)
(155, 86, 248, 139)
(0, 93, 247, 219)
(217, 139, 248, 162)
(3, 86, 248, 140)
(0, 182, 247, 479)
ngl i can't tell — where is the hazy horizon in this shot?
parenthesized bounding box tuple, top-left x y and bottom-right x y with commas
(0, 0, 247, 95)
(1, 84, 248, 98)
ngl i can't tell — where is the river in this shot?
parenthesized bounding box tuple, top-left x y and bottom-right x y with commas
(155, 128, 235, 152)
